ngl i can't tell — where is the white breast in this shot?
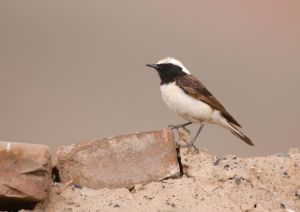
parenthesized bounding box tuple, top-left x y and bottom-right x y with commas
(160, 82, 214, 123)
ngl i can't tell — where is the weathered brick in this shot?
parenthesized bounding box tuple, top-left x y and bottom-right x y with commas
(57, 129, 180, 189)
(0, 142, 52, 209)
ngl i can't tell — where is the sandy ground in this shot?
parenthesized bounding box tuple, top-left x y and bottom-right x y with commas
(33, 146, 300, 212)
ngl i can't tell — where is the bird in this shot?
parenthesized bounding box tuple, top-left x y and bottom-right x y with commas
(146, 57, 254, 147)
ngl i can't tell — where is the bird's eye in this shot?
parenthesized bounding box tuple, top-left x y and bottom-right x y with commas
(159, 63, 172, 71)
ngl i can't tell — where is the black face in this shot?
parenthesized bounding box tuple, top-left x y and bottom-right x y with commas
(146, 63, 187, 85)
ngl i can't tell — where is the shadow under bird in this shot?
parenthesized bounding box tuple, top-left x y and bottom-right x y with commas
(146, 57, 254, 147)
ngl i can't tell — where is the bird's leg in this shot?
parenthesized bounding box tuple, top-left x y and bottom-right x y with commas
(188, 122, 205, 150)
(168, 122, 192, 130)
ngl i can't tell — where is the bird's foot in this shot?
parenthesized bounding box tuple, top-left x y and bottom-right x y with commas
(169, 124, 190, 135)
(180, 143, 199, 153)
(181, 142, 199, 153)
(168, 122, 192, 130)
(168, 124, 182, 130)
(188, 142, 199, 153)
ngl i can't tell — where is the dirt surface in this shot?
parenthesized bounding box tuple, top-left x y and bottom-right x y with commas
(34, 146, 300, 212)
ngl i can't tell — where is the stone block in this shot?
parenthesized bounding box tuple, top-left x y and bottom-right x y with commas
(56, 129, 180, 189)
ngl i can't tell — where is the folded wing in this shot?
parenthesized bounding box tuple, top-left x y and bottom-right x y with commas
(176, 74, 241, 128)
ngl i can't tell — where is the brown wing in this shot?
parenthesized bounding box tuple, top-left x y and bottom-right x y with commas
(176, 75, 241, 127)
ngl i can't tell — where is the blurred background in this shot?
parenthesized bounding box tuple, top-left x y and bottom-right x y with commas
(0, 1, 299, 156)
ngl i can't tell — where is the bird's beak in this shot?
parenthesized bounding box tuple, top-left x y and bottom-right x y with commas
(146, 64, 159, 70)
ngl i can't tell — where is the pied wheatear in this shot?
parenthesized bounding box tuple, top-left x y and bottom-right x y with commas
(146, 57, 254, 147)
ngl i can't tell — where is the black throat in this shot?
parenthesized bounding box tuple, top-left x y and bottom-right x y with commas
(157, 63, 187, 85)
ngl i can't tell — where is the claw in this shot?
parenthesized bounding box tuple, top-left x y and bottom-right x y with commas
(187, 143, 199, 153)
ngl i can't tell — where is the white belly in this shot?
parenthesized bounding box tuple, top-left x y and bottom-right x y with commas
(160, 82, 214, 123)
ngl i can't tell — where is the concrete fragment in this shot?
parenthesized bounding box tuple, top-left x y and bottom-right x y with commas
(0, 142, 52, 210)
(56, 129, 180, 189)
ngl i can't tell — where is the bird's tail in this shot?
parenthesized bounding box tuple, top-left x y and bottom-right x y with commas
(227, 123, 254, 146)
